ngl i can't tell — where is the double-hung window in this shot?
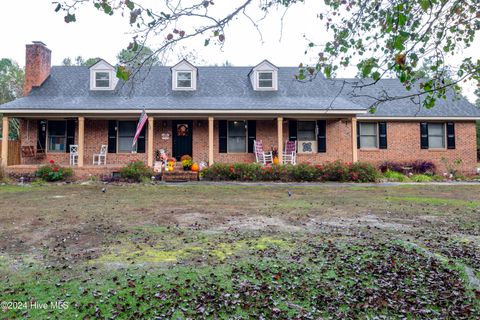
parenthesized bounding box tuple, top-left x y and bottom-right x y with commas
(427, 123, 445, 149)
(258, 72, 273, 88)
(118, 121, 137, 153)
(47, 121, 67, 152)
(227, 121, 247, 153)
(358, 122, 378, 148)
(95, 72, 110, 88)
(176, 71, 192, 88)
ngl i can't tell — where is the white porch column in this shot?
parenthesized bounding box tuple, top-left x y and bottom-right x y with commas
(147, 117, 154, 167)
(208, 117, 214, 165)
(351, 116, 358, 162)
(1, 116, 9, 167)
(277, 117, 283, 164)
(78, 117, 85, 167)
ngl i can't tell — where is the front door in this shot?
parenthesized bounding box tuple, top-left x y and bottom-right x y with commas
(172, 120, 193, 160)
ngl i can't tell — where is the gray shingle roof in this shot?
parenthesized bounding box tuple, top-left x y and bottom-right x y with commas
(1, 65, 479, 118)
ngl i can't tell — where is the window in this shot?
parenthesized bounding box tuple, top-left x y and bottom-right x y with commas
(258, 72, 273, 88)
(228, 121, 247, 153)
(428, 123, 445, 148)
(118, 121, 137, 153)
(359, 122, 378, 148)
(47, 121, 67, 152)
(95, 72, 110, 88)
(176, 71, 192, 88)
(297, 121, 316, 153)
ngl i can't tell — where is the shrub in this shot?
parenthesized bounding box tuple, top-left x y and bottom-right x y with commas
(383, 170, 408, 182)
(35, 160, 73, 182)
(379, 160, 435, 174)
(349, 162, 380, 182)
(289, 163, 319, 181)
(201, 161, 379, 182)
(379, 161, 403, 173)
(120, 160, 153, 182)
(411, 160, 435, 174)
(410, 174, 433, 182)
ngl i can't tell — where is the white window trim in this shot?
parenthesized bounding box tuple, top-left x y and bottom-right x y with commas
(254, 70, 278, 91)
(257, 71, 274, 89)
(46, 120, 67, 153)
(90, 70, 115, 90)
(173, 70, 195, 90)
(227, 120, 248, 154)
(427, 122, 446, 150)
(358, 122, 379, 149)
(297, 120, 317, 154)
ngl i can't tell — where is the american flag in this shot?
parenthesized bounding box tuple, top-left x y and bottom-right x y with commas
(132, 109, 148, 152)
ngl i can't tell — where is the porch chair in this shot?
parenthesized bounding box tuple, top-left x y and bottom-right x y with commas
(283, 140, 297, 165)
(93, 144, 107, 165)
(69, 145, 79, 166)
(253, 140, 273, 165)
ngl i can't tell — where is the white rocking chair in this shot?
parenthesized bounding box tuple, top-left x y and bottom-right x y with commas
(69, 144, 78, 166)
(283, 140, 297, 165)
(254, 140, 273, 165)
(93, 144, 107, 165)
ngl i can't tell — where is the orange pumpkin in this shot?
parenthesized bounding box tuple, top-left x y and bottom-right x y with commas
(191, 163, 199, 172)
(273, 157, 280, 165)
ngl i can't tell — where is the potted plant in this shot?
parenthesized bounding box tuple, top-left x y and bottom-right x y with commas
(272, 147, 279, 165)
(180, 155, 193, 171)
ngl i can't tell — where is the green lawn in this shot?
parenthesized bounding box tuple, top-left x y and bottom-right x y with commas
(0, 183, 479, 319)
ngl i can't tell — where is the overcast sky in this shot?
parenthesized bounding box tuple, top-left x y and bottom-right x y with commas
(0, 0, 478, 101)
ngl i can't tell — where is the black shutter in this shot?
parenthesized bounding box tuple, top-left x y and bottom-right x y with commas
(420, 122, 429, 149)
(356, 121, 360, 149)
(66, 120, 75, 153)
(37, 120, 47, 151)
(317, 120, 326, 153)
(288, 120, 297, 141)
(137, 124, 146, 153)
(219, 120, 228, 153)
(108, 120, 117, 153)
(378, 122, 387, 149)
(247, 120, 256, 153)
(446, 122, 455, 149)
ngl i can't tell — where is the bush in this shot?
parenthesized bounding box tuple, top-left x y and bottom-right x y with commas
(379, 160, 435, 174)
(36, 160, 73, 182)
(201, 161, 379, 182)
(349, 162, 380, 182)
(410, 174, 433, 182)
(383, 170, 408, 182)
(120, 161, 154, 182)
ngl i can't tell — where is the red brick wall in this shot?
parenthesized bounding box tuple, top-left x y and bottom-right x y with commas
(17, 118, 478, 174)
(23, 42, 51, 96)
(358, 121, 477, 175)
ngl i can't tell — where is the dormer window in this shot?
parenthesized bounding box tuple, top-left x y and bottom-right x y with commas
(89, 59, 117, 91)
(95, 72, 110, 88)
(258, 72, 273, 88)
(171, 59, 197, 91)
(249, 60, 278, 91)
(176, 71, 192, 88)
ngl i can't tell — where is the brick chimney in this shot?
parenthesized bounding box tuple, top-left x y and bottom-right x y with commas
(23, 41, 51, 96)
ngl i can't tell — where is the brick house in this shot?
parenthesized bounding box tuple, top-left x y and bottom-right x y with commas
(1, 42, 479, 177)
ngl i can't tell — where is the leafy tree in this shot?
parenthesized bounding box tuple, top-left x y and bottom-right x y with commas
(0, 58, 24, 139)
(53, 0, 480, 110)
(62, 56, 100, 67)
(117, 46, 161, 67)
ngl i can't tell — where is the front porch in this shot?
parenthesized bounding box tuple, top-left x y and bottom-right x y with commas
(1, 114, 360, 173)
